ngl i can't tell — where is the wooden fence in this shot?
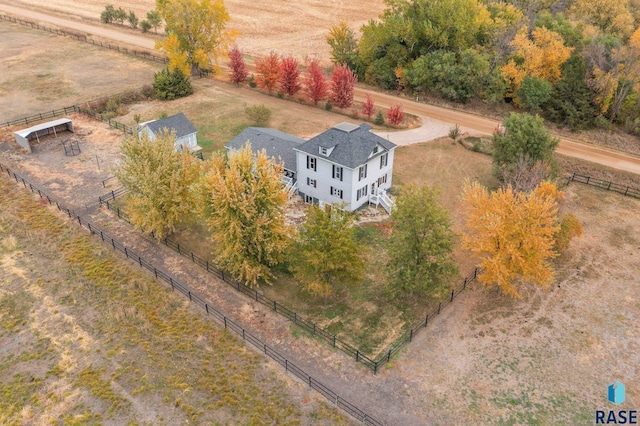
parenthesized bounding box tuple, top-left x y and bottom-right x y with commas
(568, 173, 640, 199)
(0, 14, 167, 64)
(100, 188, 480, 374)
(0, 162, 384, 426)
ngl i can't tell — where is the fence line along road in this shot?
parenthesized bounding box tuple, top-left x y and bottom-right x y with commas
(0, 14, 167, 64)
(100, 187, 480, 374)
(0, 162, 384, 426)
(568, 173, 640, 199)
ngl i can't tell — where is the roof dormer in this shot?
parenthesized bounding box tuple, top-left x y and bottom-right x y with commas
(319, 145, 335, 156)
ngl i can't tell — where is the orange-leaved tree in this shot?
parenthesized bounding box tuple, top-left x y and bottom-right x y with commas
(461, 181, 562, 298)
(501, 26, 573, 101)
(255, 51, 282, 93)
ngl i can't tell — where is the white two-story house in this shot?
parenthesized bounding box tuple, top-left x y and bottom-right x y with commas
(294, 122, 396, 212)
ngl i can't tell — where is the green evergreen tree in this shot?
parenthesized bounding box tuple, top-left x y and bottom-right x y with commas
(152, 67, 194, 100)
(544, 55, 595, 130)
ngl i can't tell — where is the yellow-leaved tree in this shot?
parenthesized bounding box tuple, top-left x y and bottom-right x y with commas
(156, 0, 236, 75)
(114, 130, 202, 240)
(202, 143, 290, 286)
(461, 181, 563, 298)
(501, 26, 573, 100)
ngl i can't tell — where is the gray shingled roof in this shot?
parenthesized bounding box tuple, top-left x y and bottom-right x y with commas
(225, 127, 304, 172)
(144, 113, 197, 138)
(294, 122, 396, 169)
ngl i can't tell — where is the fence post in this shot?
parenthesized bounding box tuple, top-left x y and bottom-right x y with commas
(285, 359, 288, 372)
(333, 335, 336, 347)
(356, 350, 360, 362)
(425, 314, 428, 327)
(177, 243, 181, 254)
(294, 313, 297, 323)
(138, 256, 142, 267)
(451, 289, 454, 302)
(463, 278, 467, 289)
(124, 247, 128, 258)
(410, 329, 413, 342)
(224, 317, 227, 328)
(255, 289, 258, 301)
(188, 291, 192, 301)
(438, 302, 441, 314)
(205, 304, 208, 314)
(273, 301, 277, 311)
(169, 277, 174, 289)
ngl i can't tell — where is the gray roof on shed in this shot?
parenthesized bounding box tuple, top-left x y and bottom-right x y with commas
(294, 122, 396, 169)
(142, 113, 197, 138)
(225, 127, 304, 172)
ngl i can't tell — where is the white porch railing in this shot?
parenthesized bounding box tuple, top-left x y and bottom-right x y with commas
(281, 176, 297, 198)
(369, 189, 394, 214)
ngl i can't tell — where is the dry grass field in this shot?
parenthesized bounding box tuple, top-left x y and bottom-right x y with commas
(0, 175, 351, 425)
(10, 0, 386, 61)
(0, 21, 161, 123)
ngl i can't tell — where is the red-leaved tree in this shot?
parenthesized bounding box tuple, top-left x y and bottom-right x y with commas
(362, 93, 375, 120)
(255, 52, 281, 93)
(330, 64, 357, 109)
(228, 45, 248, 85)
(280, 56, 301, 97)
(386, 104, 405, 126)
(304, 59, 328, 105)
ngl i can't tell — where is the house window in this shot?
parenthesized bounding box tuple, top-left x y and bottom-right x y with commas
(307, 178, 317, 188)
(305, 195, 314, 204)
(320, 147, 328, 156)
(380, 153, 388, 168)
(378, 174, 388, 186)
(358, 164, 368, 181)
(373, 146, 379, 154)
(188, 136, 197, 147)
(330, 186, 343, 199)
(332, 165, 343, 181)
(307, 156, 316, 171)
(356, 185, 368, 201)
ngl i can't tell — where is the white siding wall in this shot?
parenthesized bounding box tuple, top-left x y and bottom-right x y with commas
(139, 127, 197, 151)
(347, 148, 394, 210)
(296, 148, 395, 211)
(177, 133, 197, 150)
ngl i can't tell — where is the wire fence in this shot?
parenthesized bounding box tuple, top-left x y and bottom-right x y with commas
(0, 161, 384, 426)
(100, 187, 480, 374)
(568, 173, 640, 199)
(0, 14, 167, 64)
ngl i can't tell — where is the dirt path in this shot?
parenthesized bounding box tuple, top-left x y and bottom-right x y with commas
(3, 1, 640, 175)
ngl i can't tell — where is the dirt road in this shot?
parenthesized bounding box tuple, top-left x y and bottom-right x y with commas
(3, 1, 640, 175)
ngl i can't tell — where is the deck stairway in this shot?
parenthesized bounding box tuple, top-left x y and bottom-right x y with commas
(369, 189, 395, 214)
